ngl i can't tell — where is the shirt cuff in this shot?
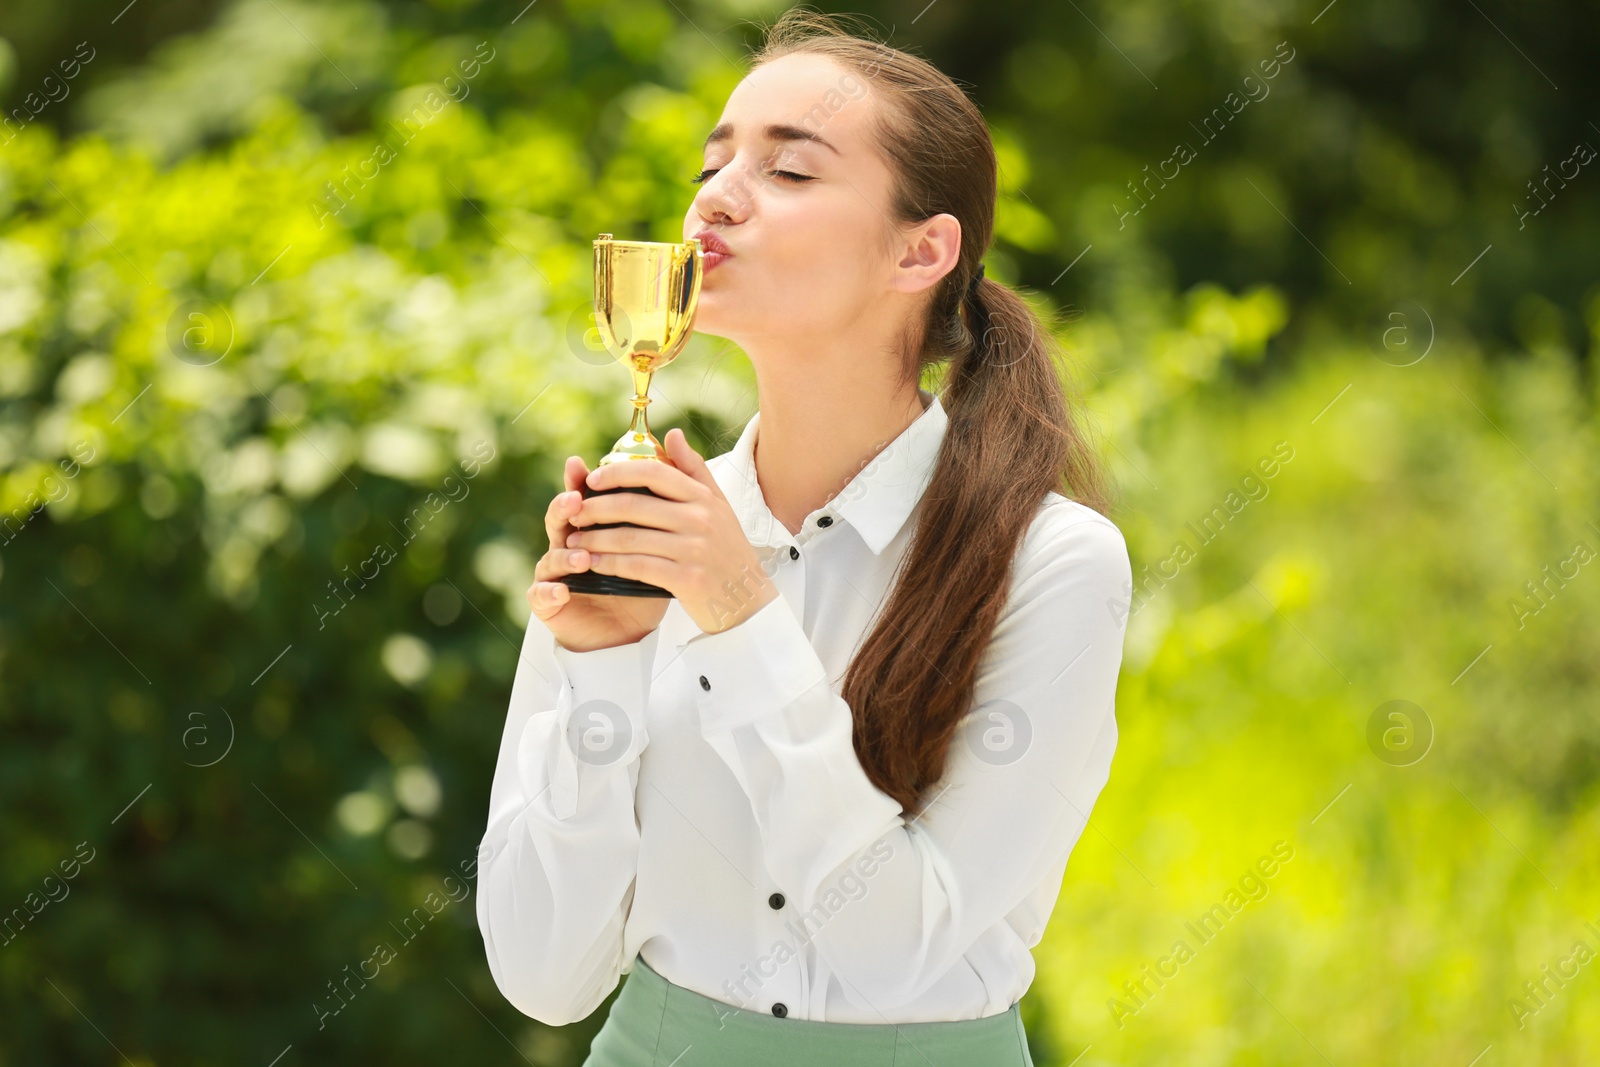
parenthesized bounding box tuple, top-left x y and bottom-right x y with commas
(552, 630, 658, 759)
(514, 629, 659, 820)
(680, 594, 829, 734)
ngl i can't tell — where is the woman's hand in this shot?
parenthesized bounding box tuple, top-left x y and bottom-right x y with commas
(527, 455, 671, 653)
(561, 428, 779, 636)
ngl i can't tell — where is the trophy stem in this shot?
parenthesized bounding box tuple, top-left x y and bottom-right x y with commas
(600, 368, 662, 465)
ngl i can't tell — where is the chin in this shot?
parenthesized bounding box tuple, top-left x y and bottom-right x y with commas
(691, 292, 741, 331)
(689, 306, 730, 340)
(697, 317, 753, 347)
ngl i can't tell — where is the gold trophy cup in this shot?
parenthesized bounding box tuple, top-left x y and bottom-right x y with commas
(561, 234, 704, 598)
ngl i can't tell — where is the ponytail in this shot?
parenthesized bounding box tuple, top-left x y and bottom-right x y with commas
(753, 11, 1115, 818)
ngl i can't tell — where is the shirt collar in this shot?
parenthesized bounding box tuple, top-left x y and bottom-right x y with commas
(709, 392, 948, 555)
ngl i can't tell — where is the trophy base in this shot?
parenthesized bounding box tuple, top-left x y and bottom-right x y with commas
(558, 484, 675, 599)
(562, 571, 672, 598)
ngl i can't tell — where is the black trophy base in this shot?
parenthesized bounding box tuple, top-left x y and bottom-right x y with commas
(559, 484, 674, 599)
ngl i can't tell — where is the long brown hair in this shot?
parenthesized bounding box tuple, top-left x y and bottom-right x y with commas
(748, 10, 1115, 820)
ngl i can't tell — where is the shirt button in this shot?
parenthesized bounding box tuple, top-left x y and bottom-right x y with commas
(699, 675, 711, 691)
(816, 516, 833, 528)
(789, 546, 799, 560)
(768, 892, 785, 910)
(771, 1002, 788, 1017)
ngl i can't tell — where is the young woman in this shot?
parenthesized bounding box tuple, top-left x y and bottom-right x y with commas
(476, 11, 1133, 1066)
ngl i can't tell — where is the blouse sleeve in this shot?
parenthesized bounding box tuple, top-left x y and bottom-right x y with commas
(677, 512, 1132, 1013)
(475, 616, 661, 1026)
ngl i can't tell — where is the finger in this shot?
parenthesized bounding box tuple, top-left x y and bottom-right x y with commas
(586, 550, 673, 591)
(529, 542, 594, 616)
(544, 490, 580, 549)
(544, 456, 590, 548)
(662, 428, 727, 502)
(534, 547, 592, 582)
(571, 489, 687, 533)
(528, 580, 574, 619)
(585, 456, 699, 502)
(564, 455, 591, 493)
(566, 524, 677, 559)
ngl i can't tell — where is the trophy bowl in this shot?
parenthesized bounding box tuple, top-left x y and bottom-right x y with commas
(560, 234, 704, 598)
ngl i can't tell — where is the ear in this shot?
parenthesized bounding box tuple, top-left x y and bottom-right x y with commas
(890, 212, 962, 297)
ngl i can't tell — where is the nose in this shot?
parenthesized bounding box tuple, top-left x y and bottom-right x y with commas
(691, 159, 757, 227)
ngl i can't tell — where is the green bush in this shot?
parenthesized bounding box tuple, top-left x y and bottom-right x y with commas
(2, 0, 1596, 1064)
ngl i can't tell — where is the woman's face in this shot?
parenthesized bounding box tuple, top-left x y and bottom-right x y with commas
(682, 53, 902, 346)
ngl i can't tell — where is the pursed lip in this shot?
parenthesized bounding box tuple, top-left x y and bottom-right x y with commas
(692, 229, 734, 257)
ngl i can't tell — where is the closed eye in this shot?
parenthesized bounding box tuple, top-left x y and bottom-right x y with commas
(691, 167, 815, 185)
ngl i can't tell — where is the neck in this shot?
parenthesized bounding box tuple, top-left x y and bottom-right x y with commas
(749, 346, 930, 536)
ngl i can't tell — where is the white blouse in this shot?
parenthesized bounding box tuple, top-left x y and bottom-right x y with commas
(475, 391, 1133, 1027)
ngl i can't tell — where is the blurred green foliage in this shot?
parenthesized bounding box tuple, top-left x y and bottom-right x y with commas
(0, 0, 1596, 1064)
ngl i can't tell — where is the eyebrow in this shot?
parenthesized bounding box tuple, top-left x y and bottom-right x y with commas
(702, 122, 840, 155)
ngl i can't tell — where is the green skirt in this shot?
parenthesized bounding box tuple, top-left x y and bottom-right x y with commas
(582, 953, 1036, 1067)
